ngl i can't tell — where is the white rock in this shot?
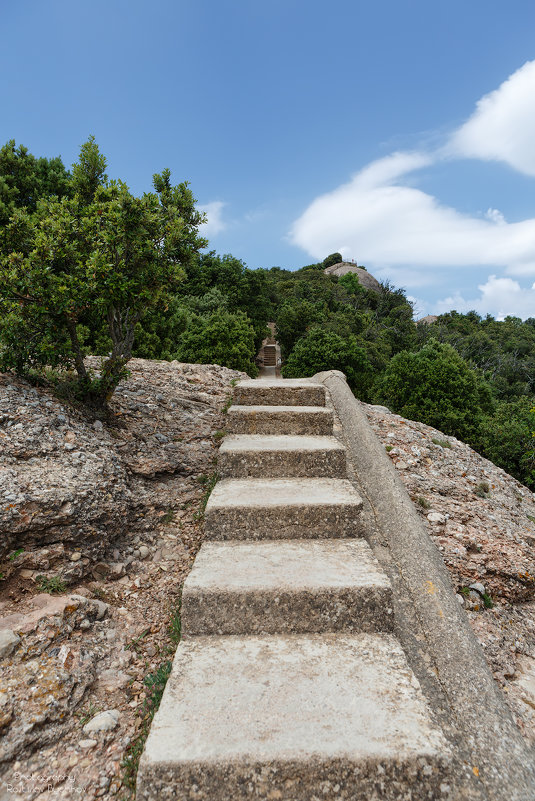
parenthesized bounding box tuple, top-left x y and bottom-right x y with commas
(93, 599, 109, 620)
(79, 739, 97, 749)
(82, 709, 120, 734)
(0, 630, 20, 659)
(71, 552, 82, 562)
(139, 545, 150, 559)
(469, 582, 486, 596)
(427, 512, 446, 524)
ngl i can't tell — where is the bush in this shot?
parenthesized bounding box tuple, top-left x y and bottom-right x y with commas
(477, 397, 535, 487)
(281, 327, 372, 398)
(322, 252, 343, 269)
(175, 308, 258, 376)
(375, 339, 493, 442)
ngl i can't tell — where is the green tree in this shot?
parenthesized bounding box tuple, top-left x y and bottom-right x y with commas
(477, 397, 535, 487)
(376, 339, 493, 442)
(71, 135, 107, 204)
(282, 327, 373, 398)
(0, 139, 71, 228)
(0, 139, 206, 408)
(322, 252, 343, 269)
(176, 308, 258, 375)
(275, 299, 327, 357)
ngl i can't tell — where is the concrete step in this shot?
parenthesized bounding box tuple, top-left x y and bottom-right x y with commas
(137, 633, 452, 801)
(182, 539, 393, 635)
(227, 404, 334, 435)
(218, 434, 347, 479)
(205, 477, 363, 540)
(234, 378, 326, 407)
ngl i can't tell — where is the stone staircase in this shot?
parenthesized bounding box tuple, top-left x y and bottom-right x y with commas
(137, 378, 453, 800)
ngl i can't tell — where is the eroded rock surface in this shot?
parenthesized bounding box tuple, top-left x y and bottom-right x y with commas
(0, 359, 244, 800)
(2, 368, 535, 799)
(364, 402, 535, 743)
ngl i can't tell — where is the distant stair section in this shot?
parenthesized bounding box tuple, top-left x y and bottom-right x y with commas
(263, 343, 277, 366)
(137, 378, 453, 801)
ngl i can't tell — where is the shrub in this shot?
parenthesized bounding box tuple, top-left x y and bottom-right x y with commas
(375, 339, 493, 442)
(281, 327, 372, 398)
(176, 308, 258, 376)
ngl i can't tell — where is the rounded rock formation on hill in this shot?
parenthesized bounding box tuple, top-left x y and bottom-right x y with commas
(323, 262, 382, 293)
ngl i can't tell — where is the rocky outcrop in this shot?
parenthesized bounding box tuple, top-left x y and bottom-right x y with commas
(364, 402, 535, 743)
(2, 361, 535, 799)
(323, 262, 382, 292)
(0, 359, 245, 585)
(0, 359, 245, 799)
(0, 374, 131, 568)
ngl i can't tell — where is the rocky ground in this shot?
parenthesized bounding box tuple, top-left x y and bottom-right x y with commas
(365, 403, 535, 743)
(0, 359, 245, 800)
(2, 366, 535, 799)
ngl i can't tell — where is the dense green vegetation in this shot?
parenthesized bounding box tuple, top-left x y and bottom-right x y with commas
(1, 139, 534, 486)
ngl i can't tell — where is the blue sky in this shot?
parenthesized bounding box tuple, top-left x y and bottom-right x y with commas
(3, 0, 535, 318)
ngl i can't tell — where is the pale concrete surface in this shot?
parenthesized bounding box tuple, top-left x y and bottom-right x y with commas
(205, 477, 364, 539)
(234, 378, 325, 407)
(181, 539, 393, 634)
(137, 633, 452, 801)
(258, 364, 276, 377)
(218, 434, 347, 478)
(314, 370, 535, 800)
(227, 404, 333, 435)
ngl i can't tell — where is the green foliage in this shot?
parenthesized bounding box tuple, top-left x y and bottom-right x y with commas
(416, 496, 431, 509)
(432, 438, 452, 449)
(0, 139, 71, 228)
(322, 252, 343, 269)
(282, 327, 373, 397)
(276, 299, 326, 357)
(339, 272, 365, 295)
(476, 397, 535, 487)
(36, 575, 67, 593)
(376, 339, 493, 442)
(420, 310, 535, 400)
(175, 308, 258, 375)
(0, 138, 207, 408)
(70, 135, 107, 203)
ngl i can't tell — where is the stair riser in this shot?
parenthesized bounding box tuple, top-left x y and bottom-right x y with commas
(138, 756, 452, 801)
(234, 386, 326, 407)
(218, 449, 347, 479)
(182, 588, 394, 636)
(205, 504, 363, 540)
(227, 408, 333, 436)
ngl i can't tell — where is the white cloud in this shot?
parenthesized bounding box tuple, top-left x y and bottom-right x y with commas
(289, 59, 535, 309)
(198, 201, 226, 235)
(434, 275, 535, 320)
(290, 153, 535, 277)
(449, 60, 535, 176)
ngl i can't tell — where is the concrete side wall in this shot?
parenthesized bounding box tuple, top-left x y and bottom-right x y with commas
(313, 370, 535, 801)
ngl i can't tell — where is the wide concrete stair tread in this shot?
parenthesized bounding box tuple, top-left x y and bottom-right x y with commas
(234, 378, 326, 407)
(218, 434, 347, 478)
(227, 404, 333, 435)
(182, 539, 393, 635)
(137, 633, 452, 800)
(205, 477, 363, 539)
